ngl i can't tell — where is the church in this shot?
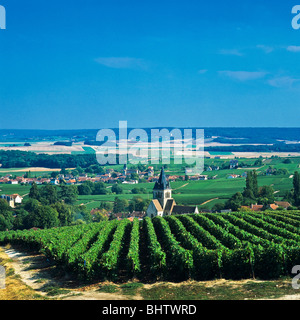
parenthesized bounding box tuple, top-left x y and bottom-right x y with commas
(146, 167, 199, 218)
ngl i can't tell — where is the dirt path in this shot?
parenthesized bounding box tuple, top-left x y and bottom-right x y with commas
(1, 246, 299, 300)
(2, 246, 135, 300)
(200, 198, 219, 206)
(173, 183, 189, 190)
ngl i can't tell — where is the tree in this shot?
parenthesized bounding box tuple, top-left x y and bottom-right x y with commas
(0, 199, 14, 231)
(131, 188, 140, 194)
(51, 202, 73, 226)
(112, 184, 123, 194)
(225, 192, 243, 211)
(93, 182, 107, 195)
(50, 171, 58, 179)
(29, 182, 40, 200)
(26, 205, 60, 229)
(113, 197, 126, 213)
(59, 185, 78, 205)
(212, 203, 225, 212)
(78, 183, 92, 195)
(258, 185, 275, 204)
(39, 185, 58, 205)
(99, 201, 113, 212)
(243, 170, 258, 199)
(13, 209, 29, 230)
(71, 205, 92, 223)
(128, 201, 136, 213)
(293, 171, 300, 206)
(92, 209, 109, 222)
(131, 173, 139, 180)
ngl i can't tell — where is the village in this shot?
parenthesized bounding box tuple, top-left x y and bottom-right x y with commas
(0, 161, 293, 220)
(0, 159, 251, 187)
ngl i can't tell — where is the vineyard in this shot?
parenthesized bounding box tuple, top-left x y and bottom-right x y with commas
(0, 211, 300, 282)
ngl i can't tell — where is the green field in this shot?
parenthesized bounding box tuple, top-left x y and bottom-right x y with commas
(0, 156, 299, 210)
(0, 184, 32, 197)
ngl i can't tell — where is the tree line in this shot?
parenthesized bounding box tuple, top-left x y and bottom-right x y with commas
(0, 183, 91, 231)
(0, 150, 97, 168)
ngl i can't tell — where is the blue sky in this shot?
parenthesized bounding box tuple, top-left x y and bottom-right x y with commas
(0, 0, 300, 129)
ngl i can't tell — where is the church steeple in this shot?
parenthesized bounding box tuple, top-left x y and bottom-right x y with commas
(153, 167, 172, 209)
(154, 167, 170, 190)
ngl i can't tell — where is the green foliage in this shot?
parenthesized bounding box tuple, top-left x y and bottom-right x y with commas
(127, 219, 141, 275)
(0, 212, 300, 282)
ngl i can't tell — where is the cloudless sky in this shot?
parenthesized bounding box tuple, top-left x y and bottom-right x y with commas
(0, 0, 300, 129)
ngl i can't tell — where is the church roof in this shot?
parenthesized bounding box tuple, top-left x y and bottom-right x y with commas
(164, 198, 176, 212)
(151, 199, 163, 212)
(154, 167, 170, 190)
(172, 205, 198, 214)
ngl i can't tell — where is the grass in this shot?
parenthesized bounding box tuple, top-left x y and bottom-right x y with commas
(120, 282, 144, 296)
(42, 285, 70, 296)
(97, 284, 119, 293)
(140, 278, 298, 300)
(0, 184, 32, 197)
(0, 247, 44, 300)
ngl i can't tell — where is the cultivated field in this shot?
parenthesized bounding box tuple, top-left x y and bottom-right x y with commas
(1, 212, 299, 283)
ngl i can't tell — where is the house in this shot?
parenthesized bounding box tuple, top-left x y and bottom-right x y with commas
(250, 204, 264, 211)
(50, 179, 59, 185)
(227, 174, 239, 179)
(65, 179, 76, 185)
(268, 204, 279, 210)
(146, 167, 199, 218)
(9, 180, 18, 185)
(147, 166, 154, 177)
(274, 201, 291, 210)
(0, 194, 23, 208)
(123, 164, 139, 176)
(129, 211, 146, 219)
(241, 172, 248, 178)
(230, 160, 239, 169)
(122, 180, 138, 184)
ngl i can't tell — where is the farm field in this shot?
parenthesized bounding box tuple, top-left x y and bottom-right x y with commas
(1, 212, 299, 283)
(0, 156, 299, 211)
(76, 172, 294, 211)
(0, 184, 32, 197)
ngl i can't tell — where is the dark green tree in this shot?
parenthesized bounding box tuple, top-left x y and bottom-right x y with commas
(293, 171, 300, 206)
(59, 185, 78, 205)
(51, 202, 73, 226)
(78, 183, 93, 195)
(39, 185, 58, 205)
(112, 184, 123, 194)
(27, 205, 60, 229)
(225, 192, 243, 211)
(113, 197, 126, 213)
(29, 182, 40, 200)
(258, 185, 275, 204)
(0, 199, 14, 231)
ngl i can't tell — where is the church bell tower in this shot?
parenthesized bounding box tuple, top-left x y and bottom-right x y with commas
(153, 167, 172, 210)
